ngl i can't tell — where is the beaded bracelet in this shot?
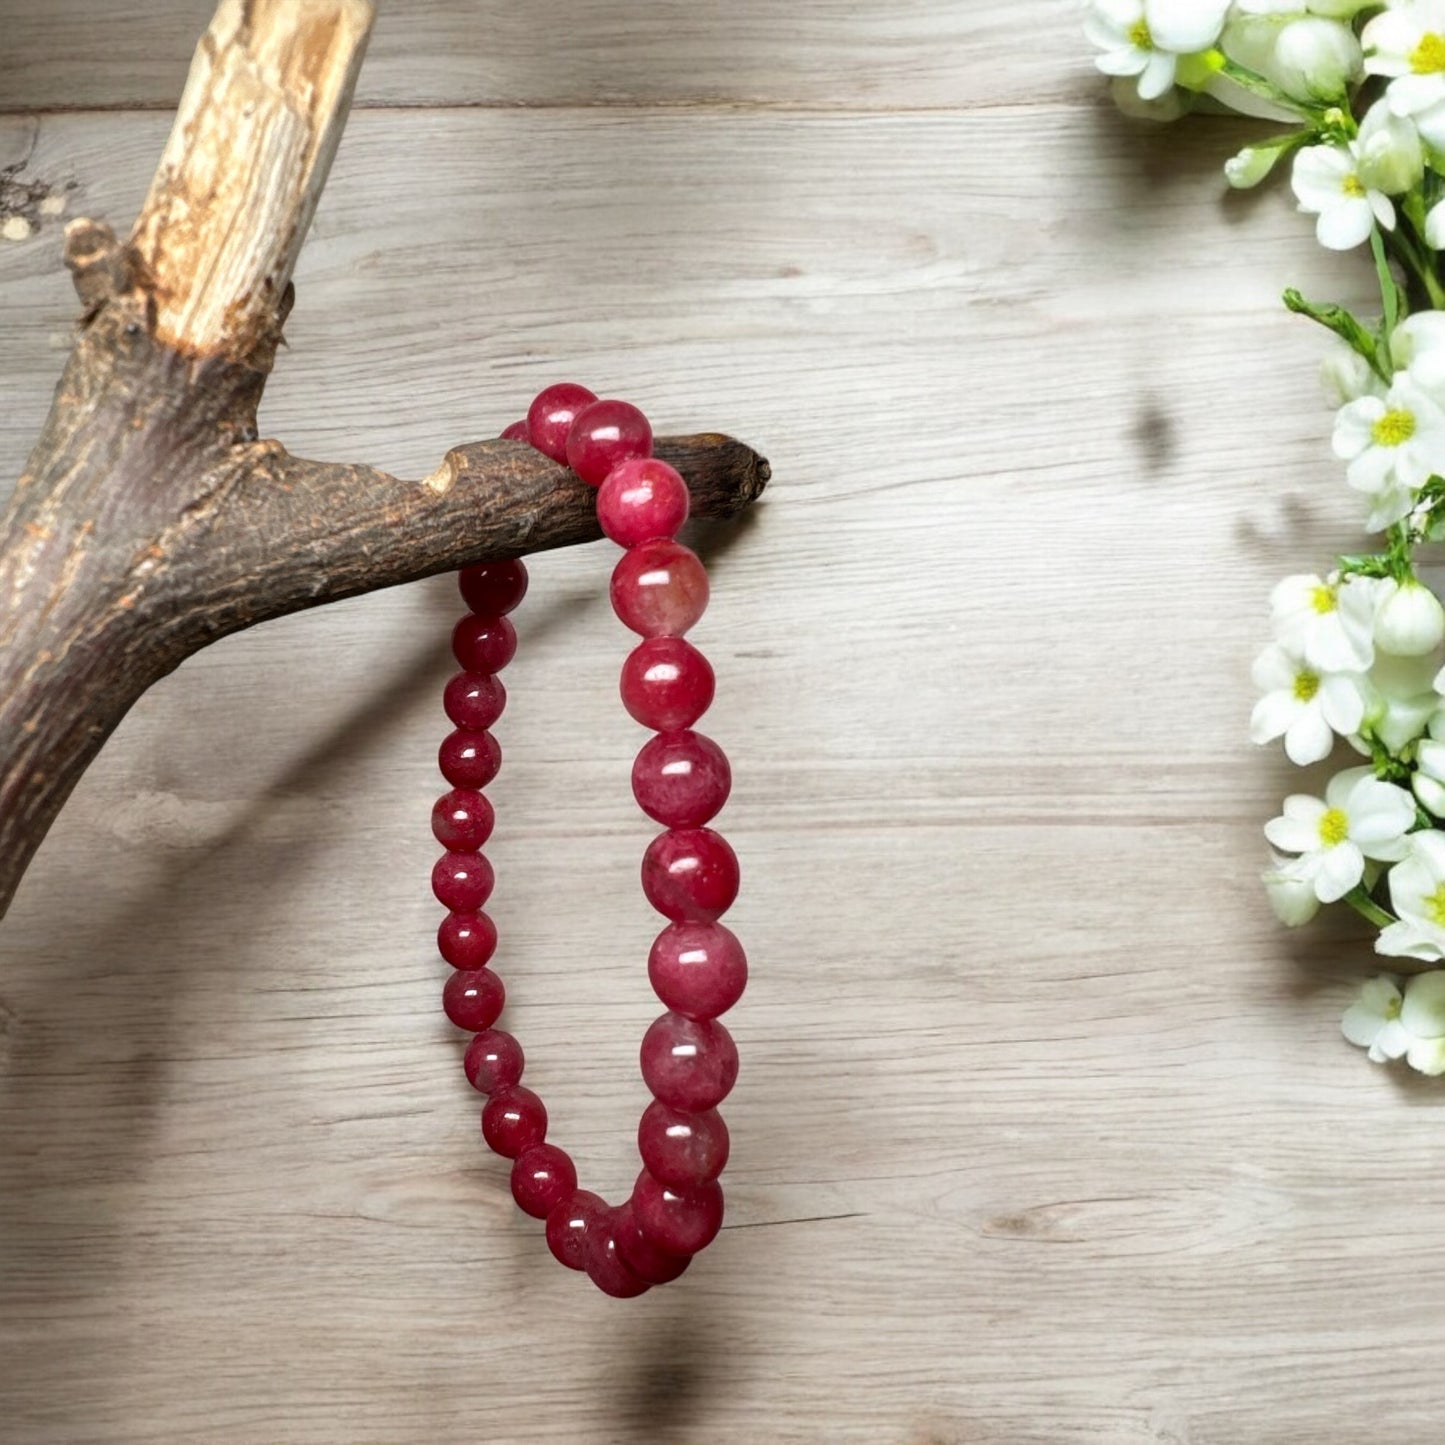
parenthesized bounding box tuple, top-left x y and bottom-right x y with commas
(430, 384, 745, 1296)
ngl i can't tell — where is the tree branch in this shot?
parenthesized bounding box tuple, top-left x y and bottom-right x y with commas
(0, 0, 769, 921)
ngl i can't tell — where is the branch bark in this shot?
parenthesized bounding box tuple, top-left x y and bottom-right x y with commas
(0, 0, 769, 920)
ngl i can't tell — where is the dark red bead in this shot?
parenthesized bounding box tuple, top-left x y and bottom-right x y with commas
(566, 399, 653, 487)
(432, 789, 495, 850)
(452, 614, 518, 674)
(459, 558, 529, 617)
(641, 827, 739, 922)
(442, 968, 505, 1032)
(611, 540, 709, 638)
(511, 1143, 578, 1219)
(438, 910, 497, 969)
(632, 1169, 724, 1256)
(597, 457, 690, 547)
(527, 382, 598, 463)
(545, 1188, 607, 1271)
(444, 671, 506, 730)
(614, 1203, 691, 1284)
(482, 1085, 548, 1158)
(632, 730, 730, 828)
(640, 1011, 739, 1111)
(439, 729, 502, 789)
(647, 920, 747, 1020)
(585, 1211, 653, 1297)
(620, 637, 715, 731)
(500, 419, 530, 443)
(463, 1029, 525, 1093)
(638, 1101, 730, 1188)
(431, 851, 495, 912)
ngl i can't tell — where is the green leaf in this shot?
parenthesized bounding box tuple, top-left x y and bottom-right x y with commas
(1282, 290, 1387, 379)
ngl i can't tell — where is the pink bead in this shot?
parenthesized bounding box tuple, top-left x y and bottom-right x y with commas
(648, 920, 747, 1020)
(614, 1204, 691, 1284)
(632, 1169, 724, 1256)
(545, 1188, 607, 1271)
(620, 637, 715, 731)
(444, 672, 506, 730)
(432, 789, 494, 851)
(632, 730, 730, 828)
(638, 1101, 729, 1188)
(500, 419, 531, 443)
(640, 1011, 739, 1111)
(443, 968, 505, 1032)
(452, 614, 518, 674)
(597, 458, 690, 547)
(439, 729, 501, 790)
(641, 827, 739, 922)
(431, 851, 495, 912)
(438, 910, 497, 969)
(566, 399, 653, 486)
(459, 558, 529, 616)
(528, 383, 598, 463)
(482, 1085, 548, 1158)
(463, 1029, 525, 1093)
(610, 540, 709, 638)
(511, 1143, 578, 1219)
(584, 1212, 652, 1297)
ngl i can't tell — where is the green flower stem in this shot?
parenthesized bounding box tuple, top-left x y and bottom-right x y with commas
(1345, 886, 1397, 929)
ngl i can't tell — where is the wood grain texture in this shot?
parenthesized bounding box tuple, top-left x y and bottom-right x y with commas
(0, 4, 1436, 1443)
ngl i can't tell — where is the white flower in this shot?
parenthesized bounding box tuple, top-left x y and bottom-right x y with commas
(1270, 572, 1377, 672)
(1342, 975, 1412, 1061)
(1375, 578, 1445, 655)
(1365, 1, 1445, 149)
(1251, 643, 1367, 763)
(1357, 99, 1425, 196)
(1391, 310, 1445, 371)
(1428, 198, 1445, 248)
(1265, 766, 1417, 902)
(1333, 375, 1445, 529)
(1363, 647, 1444, 752)
(1086, 0, 1232, 100)
(1292, 143, 1396, 251)
(1264, 856, 1323, 925)
(1414, 737, 1445, 815)
(1224, 10, 1362, 102)
(1320, 341, 1383, 406)
(1379, 829, 1445, 959)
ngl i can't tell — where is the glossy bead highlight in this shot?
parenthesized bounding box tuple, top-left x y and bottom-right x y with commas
(452, 614, 518, 674)
(511, 1144, 579, 1219)
(647, 920, 747, 1019)
(641, 827, 739, 922)
(631, 729, 731, 828)
(610, 540, 709, 638)
(614, 1204, 692, 1284)
(438, 910, 497, 969)
(620, 637, 715, 731)
(597, 457, 689, 546)
(443, 968, 505, 1032)
(463, 1029, 525, 1094)
(431, 851, 495, 912)
(459, 558, 529, 616)
(632, 1169, 724, 1256)
(566, 399, 653, 486)
(444, 672, 506, 731)
(640, 1011, 739, 1111)
(432, 789, 495, 851)
(527, 382, 598, 463)
(439, 729, 502, 790)
(482, 1085, 548, 1158)
(545, 1188, 607, 1271)
(638, 1101, 729, 1187)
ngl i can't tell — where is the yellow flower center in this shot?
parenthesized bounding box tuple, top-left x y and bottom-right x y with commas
(1294, 671, 1321, 702)
(1318, 808, 1350, 848)
(1342, 173, 1366, 198)
(1129, 19, 1152, 50)
(1411, 33, 1445, 74)
(1311, 584, 1337, 615)
(1425, 884, 1445, 927)
(1372, 408, 1417, 447)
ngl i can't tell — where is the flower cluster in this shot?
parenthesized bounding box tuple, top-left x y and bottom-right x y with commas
(1087, 0, 1445, 1073)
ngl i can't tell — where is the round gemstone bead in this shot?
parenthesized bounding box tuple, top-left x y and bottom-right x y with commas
(439, 729, 502, 790)
(641, 827, 739, 922)
(443, 968, 505, 1032)
(528, 382, 598, 463)
(619, 637, 715, 731)
(638, 1101, 729, 1188)
(566, 399, 653, 487)
(632, 1169, 724, 1256)
(431, 851, 495, 912)
(631, 730, 730, 828)
(511, 1143, 578, 1219)
(647, 920, 747, 1020)
(545, 1188, 607, 1271)
(614, 1204, 691, 1284)
(584, 1213, 652, 1297)
(438, 910, 497, 969)
(610, 540, 709, 638)
(432, 789, 495, 851)
(452, 614, 518, 674)
(640, 1011, 739, 1111)
(444, 672, 506, 730)
(500, 419, 531, 443)
(597, 458, 690, 547)
(459, 558, 529, 616)
(482, 1085, 548, 1158)
(463, 1029, 525, 1093)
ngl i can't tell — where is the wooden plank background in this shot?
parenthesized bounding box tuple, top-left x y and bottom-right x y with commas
(1, 2, 1437, 1442)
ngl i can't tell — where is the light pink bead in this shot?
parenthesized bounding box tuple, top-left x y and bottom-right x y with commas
(610, 540, 709, 638)
(597, 458, 689, 547)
